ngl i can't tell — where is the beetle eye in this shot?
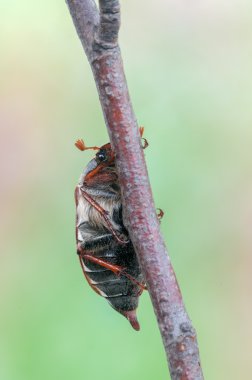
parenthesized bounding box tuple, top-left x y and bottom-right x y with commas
(96, 150, 107, 162)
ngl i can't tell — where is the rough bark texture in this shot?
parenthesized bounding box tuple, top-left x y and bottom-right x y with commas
(66, 1, 204, 378)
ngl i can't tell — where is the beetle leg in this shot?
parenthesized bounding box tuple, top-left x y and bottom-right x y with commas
(78, 250, 147, 291)
(80, 188, 129, 245)
(119, 269, 148, 292)
(80, 253, 123, 275)
(157, 208, 164, 221)
(139, 126, 149, 149)
(141, 138, 149, 150)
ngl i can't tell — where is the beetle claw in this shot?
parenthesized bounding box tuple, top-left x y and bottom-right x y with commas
(141, 137, 149, 150)
(157, 208, 164, 221)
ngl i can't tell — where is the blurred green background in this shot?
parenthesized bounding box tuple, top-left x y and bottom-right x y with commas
(1, 1, 252, 379)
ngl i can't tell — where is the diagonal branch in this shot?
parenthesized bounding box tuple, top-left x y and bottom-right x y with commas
(66, 1, 204, 379)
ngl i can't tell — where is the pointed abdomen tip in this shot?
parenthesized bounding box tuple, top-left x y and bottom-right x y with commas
(123, 310, 140, 331)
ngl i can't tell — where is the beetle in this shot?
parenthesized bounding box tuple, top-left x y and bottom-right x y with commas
(74, 129, 162, 330)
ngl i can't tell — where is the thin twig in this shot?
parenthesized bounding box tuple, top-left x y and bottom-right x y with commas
(66, 1, 204, 378)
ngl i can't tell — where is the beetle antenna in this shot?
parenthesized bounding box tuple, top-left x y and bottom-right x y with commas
(75, 139, 100, 152)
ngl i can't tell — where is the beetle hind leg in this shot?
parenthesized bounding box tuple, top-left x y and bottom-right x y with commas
(79, 253, 147, 291)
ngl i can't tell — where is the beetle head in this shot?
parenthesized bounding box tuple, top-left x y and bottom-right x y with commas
(76, 139, 119, 195)
(75, 127, 146, 195)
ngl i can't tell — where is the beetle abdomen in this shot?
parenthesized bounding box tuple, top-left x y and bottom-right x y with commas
(81, 240, 143, 313)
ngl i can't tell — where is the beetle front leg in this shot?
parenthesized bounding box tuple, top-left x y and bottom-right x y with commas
(80, 188, 129, 245)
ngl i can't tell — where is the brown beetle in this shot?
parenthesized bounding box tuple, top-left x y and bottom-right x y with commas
(75, 129, 161, 330)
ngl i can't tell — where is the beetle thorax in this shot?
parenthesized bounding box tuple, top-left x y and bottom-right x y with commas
(76, 186, 121, 233)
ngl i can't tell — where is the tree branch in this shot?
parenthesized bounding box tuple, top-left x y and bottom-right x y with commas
(66, 1, 204, 378)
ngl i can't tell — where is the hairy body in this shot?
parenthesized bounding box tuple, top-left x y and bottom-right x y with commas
(75, 145, 144, 330)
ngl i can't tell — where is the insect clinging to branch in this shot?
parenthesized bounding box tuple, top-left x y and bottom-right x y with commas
(74, 128, 163, 330)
